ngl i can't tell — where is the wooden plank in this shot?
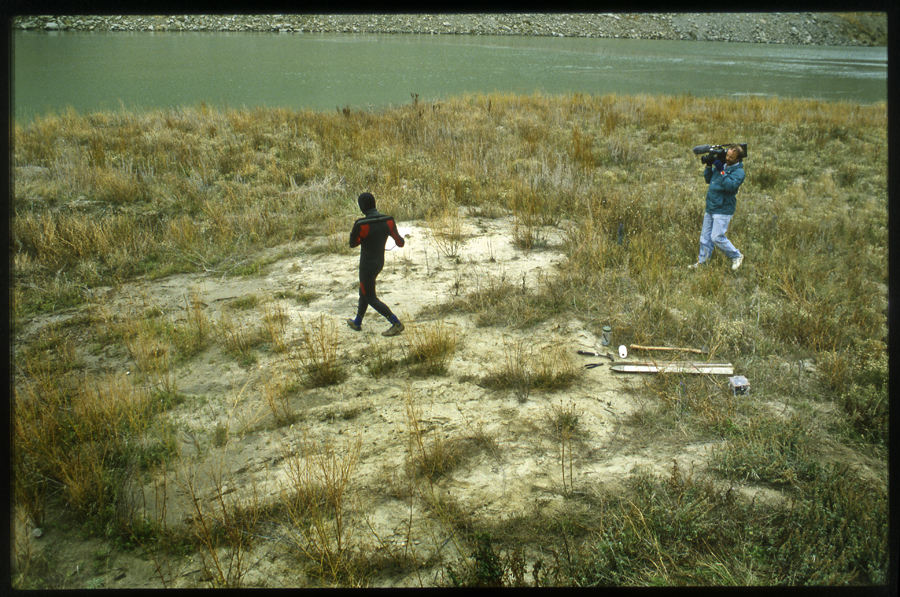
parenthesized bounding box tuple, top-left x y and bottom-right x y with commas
(610, 362, 734, 375)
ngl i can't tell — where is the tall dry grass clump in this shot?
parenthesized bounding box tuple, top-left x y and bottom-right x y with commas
(13, 370, 178, 536)
(480, 337, 580, 402)
(426, 205, 467, 259)
(281, 433, 363, 584)
(292, 315, 347, 387)
(402, 319, 458, 376)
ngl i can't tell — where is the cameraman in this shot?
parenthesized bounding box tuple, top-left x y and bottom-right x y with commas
(689, 145, 745, 271)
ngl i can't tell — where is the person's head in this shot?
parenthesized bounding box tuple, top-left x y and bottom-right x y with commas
(725, 145, 744, 165)
(358, 192, 376, 214)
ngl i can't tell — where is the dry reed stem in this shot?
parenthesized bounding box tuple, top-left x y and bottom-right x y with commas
(281, 431, 362, 583)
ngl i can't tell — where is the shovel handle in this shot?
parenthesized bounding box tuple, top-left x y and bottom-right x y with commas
(629, 344, 703, 354)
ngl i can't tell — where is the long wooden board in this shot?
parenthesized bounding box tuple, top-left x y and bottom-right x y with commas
(610, 362, 734, 375)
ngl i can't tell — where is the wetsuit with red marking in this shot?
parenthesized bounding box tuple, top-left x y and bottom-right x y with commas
(349, 208, 405, 322)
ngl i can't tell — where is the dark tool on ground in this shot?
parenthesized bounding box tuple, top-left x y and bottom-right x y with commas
(577, 350, 615, 361)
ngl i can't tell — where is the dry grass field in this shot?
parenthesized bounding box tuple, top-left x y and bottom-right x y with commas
(10, 93, 888, 587)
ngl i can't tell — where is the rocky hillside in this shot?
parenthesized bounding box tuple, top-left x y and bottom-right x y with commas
(13, 12, 888, 46)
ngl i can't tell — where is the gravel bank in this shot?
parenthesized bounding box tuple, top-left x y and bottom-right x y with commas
(14, 13, 888, 46)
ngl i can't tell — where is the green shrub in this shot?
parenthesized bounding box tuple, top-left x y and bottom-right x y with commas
(766, 465, 889, 584)
(839, 379, 888, 446)
(709, 415, 821, 486)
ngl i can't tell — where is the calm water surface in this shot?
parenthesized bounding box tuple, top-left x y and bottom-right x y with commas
(13, 30, 887, 123)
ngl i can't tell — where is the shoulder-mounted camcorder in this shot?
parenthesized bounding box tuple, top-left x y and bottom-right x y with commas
(692, 143, 748, 166)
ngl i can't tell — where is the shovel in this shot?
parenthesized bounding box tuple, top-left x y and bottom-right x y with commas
(629, 344, 709, 355)
(576, 350, 615, 362)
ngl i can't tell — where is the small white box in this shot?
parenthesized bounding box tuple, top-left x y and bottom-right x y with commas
(728, 375, 750, 396)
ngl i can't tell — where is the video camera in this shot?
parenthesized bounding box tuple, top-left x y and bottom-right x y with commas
(692, 143, 748, 166)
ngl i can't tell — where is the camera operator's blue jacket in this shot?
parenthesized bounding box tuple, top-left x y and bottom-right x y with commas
(703, 162, 745, 216)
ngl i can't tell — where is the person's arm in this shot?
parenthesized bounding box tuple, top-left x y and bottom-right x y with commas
(386, 218, 405, 248)
(350, 220, 368, 248)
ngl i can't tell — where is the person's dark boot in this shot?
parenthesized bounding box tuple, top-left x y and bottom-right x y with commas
(381, 322, 404, 337)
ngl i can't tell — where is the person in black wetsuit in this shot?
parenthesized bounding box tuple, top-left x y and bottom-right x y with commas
(347, 192, 406, 336)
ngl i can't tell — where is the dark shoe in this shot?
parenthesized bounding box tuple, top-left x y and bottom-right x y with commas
(346, 319, 361, 331)
(382, 322, 404, 337)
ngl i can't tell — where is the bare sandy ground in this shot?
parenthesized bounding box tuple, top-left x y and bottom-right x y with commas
(14, 213, 796, 588)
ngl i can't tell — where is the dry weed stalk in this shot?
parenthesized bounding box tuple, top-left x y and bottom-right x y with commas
(403, 388, 434, 484)
(292, 314, 346, 387)
(427, 206, 466, 259)
(281, 431, 362, 583)
(179, 463, 257, 587)
(262, 300, 291, 353)
(499, 337, 534, 403)
(400, 387, 471, 577)
(548, 402, 581, 498)
(261, 370, 300, 428)
(176, 378, 275, 589)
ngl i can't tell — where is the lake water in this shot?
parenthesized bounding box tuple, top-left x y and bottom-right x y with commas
(12, 30, 887, 123)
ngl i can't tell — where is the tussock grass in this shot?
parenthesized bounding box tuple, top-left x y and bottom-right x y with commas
(363, 319, 458, 378)
(426, 271, 570, 329)
(480, 337, 580, 402)
(402, 388, 493, 492)
(13, 95, 886, 361)
(292, 315, 347, 387)
(625, 373, 744, 437)
(262, 300, 292, 354)
(364, 334, 402, 378)
(402, 319, 458, 376)
(215, 309, 267, 366)
(13, 370, 180, 538)
(262, 373, 300, 427)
